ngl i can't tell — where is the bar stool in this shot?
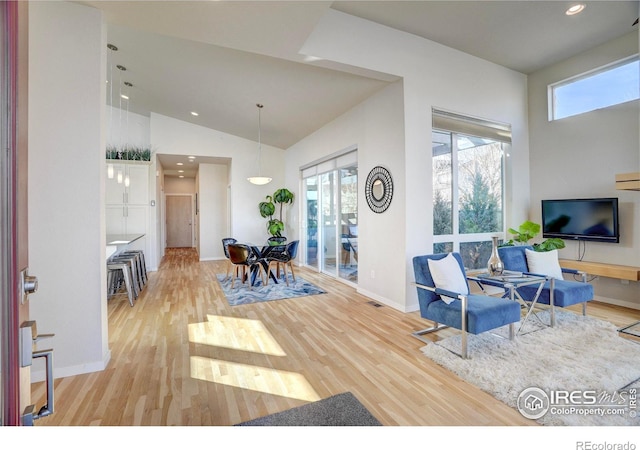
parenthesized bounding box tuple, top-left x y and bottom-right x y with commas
(109, 254, 141, 298)
(107, 261, 135, 306)
(120, 251, 145, 289)
(123, 250, 147, 286)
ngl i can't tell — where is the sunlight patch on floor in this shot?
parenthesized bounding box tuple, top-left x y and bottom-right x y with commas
(187, 314, 286, 356)
(190, 356, 321, 402)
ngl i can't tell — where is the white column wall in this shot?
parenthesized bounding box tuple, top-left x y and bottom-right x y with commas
(198, 164, 229, 261)
(28, 2, 109, 379)
(297, 10, 529, 312)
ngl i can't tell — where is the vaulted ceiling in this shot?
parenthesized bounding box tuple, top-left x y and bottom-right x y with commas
(85, 1, 639, 153)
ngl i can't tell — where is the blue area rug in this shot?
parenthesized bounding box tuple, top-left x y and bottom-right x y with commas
(217, 273, 326, 306)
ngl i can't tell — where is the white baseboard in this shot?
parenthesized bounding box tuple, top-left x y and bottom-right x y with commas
(593, 295, 640, 311)
(31, 349, 111, 383)
(356, 287, 418, 313)
(200, 256, 226, 262)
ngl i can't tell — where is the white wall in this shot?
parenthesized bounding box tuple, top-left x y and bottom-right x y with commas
(198, 164, 229, 260)
(528, 31, 640, 309)
(297, 10, 530, 312)
(28, 2, 109, 379)
(106, 106, 150, 150)
(164, 177, 195, 194)
(286, 81, 407, 309)
(150, 113, 285, 249)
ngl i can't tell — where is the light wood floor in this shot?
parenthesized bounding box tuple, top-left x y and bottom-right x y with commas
(32, 248, 640, 426)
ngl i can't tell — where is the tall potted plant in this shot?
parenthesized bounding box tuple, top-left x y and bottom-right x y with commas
(258, 188, 294, 239)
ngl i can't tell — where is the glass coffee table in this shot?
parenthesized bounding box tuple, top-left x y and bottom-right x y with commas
(619, 321, 640, 338)
(467, 271, 554, 335)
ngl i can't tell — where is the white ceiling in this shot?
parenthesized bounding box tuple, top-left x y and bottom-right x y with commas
(83, 1, 639, 177)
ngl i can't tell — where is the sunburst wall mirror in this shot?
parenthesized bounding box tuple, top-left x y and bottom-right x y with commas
(365, 166, 393, 213)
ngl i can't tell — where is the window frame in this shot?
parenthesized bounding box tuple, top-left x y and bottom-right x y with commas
(431, 116, 510, 270)
(432, 131, 508, 245)
(548, 55, 640, 121)
(300, 148, 358, 285)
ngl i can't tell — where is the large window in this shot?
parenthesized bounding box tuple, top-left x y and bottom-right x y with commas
(549, 56, 639, 121)
(432, 109, 510, 270)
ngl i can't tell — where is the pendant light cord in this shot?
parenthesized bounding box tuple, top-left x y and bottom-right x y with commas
(257, 103, 263, 176)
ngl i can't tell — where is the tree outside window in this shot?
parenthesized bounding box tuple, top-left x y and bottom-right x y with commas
(432, 130, 506, 270)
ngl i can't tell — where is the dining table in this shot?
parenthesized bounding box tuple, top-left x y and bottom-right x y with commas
(245, 243, 285, 286)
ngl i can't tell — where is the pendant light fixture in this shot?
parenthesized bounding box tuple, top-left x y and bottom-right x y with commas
(115, 63, 127, 183)
(123, 81, 132, 188)
(106, 43, 117, 179)
(247, 103, 272, 185)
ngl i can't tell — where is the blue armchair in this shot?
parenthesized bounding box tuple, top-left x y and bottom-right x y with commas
(412, 253, 521, 359)
(497, 245, 593, 326)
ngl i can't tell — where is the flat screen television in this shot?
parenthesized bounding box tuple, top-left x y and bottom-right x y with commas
(541, 197, 619, 243)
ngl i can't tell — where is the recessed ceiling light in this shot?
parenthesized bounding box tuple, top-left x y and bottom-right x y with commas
(566, 4, 585, 15)
(179, 175, 184, 178)
(176, 162, 184, 166)
(191, 111, 199, 116)
(120, 94, 129, 100)
(178, 170, 184, 173)
(303, 55, 324, 62)
(188, 156, 196, 160)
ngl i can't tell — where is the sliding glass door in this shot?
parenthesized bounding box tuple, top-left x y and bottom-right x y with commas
(304, 177, 318, 269)
(301, 151, 357, 284)
(338, 167, 357, 282)
(320, 171, 337, 275)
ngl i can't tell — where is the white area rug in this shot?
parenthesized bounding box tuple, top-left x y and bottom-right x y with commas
(421, 311, 640, 426)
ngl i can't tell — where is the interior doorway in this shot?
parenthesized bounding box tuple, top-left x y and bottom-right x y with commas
(166, 195, 193, 248)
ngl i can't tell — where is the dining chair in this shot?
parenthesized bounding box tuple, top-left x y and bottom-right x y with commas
(227, 243, 264, 289)
(265, 240, 299, 286)
(283, 240, 300, 285)
(263, 244, 287, 285)
(221, 238, 237, 279)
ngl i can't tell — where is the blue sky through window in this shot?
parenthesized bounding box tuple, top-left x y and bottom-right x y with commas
(552, 58, 639, 120)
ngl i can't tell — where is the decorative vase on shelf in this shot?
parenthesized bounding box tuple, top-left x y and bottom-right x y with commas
(487, 236, 504, 276)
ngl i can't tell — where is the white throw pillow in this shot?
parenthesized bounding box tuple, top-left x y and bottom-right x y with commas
(525, 249, 564, 280)
(427, 253, 469, 304)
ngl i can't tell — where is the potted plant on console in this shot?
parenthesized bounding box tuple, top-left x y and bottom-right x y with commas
(498, 220, 567, 282)
(502, 220, 565, 251)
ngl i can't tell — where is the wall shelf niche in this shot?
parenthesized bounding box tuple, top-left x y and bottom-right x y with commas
(559, 259, 640, 281)
(615, 172, 640, 191)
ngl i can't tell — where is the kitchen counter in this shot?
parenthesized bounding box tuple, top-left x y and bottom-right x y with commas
(106, 234, 145, 260)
